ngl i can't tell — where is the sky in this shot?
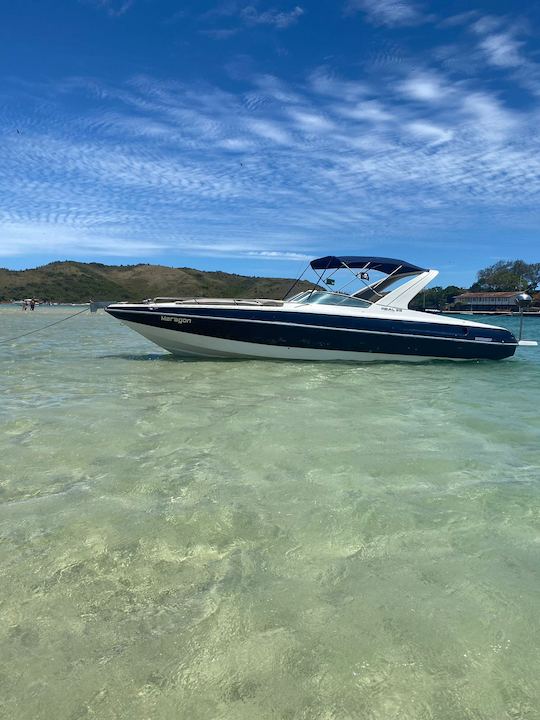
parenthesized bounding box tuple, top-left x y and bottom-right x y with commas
(1, 0, 540, 286)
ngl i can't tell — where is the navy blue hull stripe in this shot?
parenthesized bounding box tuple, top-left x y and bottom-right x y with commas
(107, 308, 516, 360)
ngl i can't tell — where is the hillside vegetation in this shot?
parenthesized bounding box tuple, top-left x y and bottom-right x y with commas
(0, 261, 313, 303)
(3, 258, 538, 307)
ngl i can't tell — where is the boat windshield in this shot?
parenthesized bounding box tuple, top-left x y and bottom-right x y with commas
(288, 291, 371, 308)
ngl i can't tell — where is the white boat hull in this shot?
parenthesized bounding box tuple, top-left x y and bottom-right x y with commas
(121, 320, 452, 362)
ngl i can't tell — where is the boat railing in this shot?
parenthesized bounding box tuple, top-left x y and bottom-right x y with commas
(151, 297, 283, 307)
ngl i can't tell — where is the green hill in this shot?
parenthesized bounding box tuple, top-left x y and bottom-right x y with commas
(0, 261, 313, 303)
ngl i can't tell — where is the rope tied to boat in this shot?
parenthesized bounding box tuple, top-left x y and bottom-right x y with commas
(0, 307, 91, 345)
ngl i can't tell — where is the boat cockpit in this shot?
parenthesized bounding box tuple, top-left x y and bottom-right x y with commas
(287, 291, 371, 308)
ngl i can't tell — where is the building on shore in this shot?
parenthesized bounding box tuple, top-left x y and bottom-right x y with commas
(452, 291, 520, 312)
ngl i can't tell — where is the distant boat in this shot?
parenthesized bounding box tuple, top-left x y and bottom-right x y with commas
(106, 255, 537, 361)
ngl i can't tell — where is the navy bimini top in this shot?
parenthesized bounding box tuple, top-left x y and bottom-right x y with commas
(310, 256, 427, 274)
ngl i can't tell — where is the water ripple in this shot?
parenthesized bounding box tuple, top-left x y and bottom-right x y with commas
(0, 306, 539, 719)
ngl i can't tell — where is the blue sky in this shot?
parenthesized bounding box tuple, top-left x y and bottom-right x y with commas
(1, 0, 539, 285)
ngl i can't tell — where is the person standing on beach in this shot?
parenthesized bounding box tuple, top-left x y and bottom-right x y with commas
(30, 299, 35, 310)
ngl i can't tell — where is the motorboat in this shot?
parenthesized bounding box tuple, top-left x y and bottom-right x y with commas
(105, 256, 537, 361)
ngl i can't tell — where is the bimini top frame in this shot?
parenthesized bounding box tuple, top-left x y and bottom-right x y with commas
(285, 255, 439, 311)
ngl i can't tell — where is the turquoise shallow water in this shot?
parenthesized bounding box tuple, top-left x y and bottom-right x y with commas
(1, 306, 539, 720)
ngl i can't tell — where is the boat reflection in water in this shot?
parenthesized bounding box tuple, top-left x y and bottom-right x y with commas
(106, 256, 537, 361)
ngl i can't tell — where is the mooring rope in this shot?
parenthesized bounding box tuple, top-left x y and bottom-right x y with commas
(0, 307, 91, 345)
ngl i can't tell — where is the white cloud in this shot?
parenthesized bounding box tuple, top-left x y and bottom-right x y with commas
(406, 121, 453, 145)
(218, 138, 256, 151)
(241, 5, 304, 29)
(252, 74, 302, 104)
(246, 250, 311, 261)
(471, 15, 504, 35)
(399, 73, 448, 102)
(0, 221, 165, 258)
(470, 14, 526, 69)
(245, 118, 292, 144)
(462, 92, 518, 142)
(309, 67, 368, 101)
(345, 0, 423, 26)
(196, 4, 304, 39)
(0, 223, 315, 265)
(288, 109, 335, 132)
(479, 33, 524, 68)
(335, 100, 393, 123)
(2, 67, 540, 265)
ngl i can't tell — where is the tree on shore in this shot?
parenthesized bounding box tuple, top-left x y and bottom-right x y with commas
(470, 260, 540, 292)
(409, 285, 464, 310)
